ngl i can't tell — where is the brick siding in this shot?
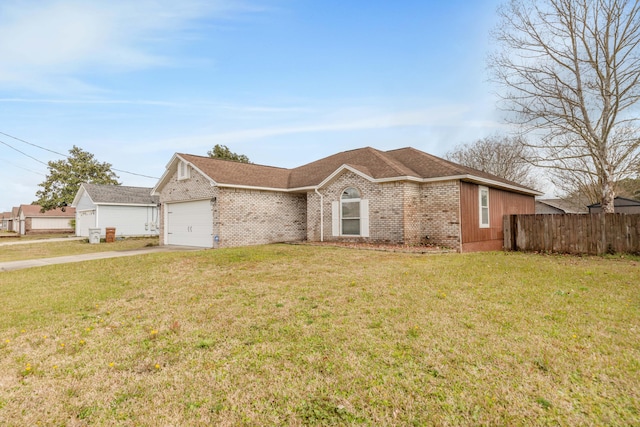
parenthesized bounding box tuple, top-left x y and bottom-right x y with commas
(307, 170, 461, 249)
(159, 164, 305, 247)
(420, 180, 461, 250)
(217, 187, 306, 248)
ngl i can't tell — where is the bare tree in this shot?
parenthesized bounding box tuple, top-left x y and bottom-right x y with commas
(490, 0, 640, 212)
(445, 135, 540, 189)
(558, 170, 640, 203)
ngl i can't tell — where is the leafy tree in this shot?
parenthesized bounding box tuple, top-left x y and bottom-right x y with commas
(445, 135, 540, 189)
(489, 0, 640, 213)
(207, 144, 250, 163)
(35, 146, 120, 211)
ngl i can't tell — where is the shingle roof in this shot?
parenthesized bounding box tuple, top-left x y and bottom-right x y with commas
(288, 147, 418, 188)
(588, 196, 640, 208)
(19, 204, 75, 217)
(536, 198, 588, 214)
(82, 183, 159, 205)
(180, 154, 291, 189)
(167, 147, 541, 195)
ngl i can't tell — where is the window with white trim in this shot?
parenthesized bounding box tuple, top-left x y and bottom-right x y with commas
(178, 161, 190, 180)
(331, 188, 369, 237)
(341, 187, 361, 235)
(479, 186, 490, 228)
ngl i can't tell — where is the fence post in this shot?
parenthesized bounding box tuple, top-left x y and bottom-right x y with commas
(503, 215, 511, 251)
(598, 213, 606, 255)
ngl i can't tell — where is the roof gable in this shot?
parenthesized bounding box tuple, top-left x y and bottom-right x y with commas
(181, 154, 291, 189)
(288, 147, 418, 188)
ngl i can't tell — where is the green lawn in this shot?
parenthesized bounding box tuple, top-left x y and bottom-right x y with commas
(0, 245, 638, 425)
(0, 237, 159, 262)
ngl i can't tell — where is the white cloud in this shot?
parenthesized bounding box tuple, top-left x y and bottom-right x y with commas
(128, 105, 474, 152)
(0, 0, 250, 93)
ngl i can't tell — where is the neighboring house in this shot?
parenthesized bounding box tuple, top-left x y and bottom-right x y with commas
(0, 211, 12, 230)
(71, 183, 160, 237)
(17, 204, 75, 235)
(535, 198, 588, 214)
(152, 147, 542, 252)
(10, 207, 19, 232)
(588, 197, 640, 214)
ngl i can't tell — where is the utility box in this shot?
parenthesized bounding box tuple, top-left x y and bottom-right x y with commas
(88, 228, 101, 244)
(105, 227, 116, 243)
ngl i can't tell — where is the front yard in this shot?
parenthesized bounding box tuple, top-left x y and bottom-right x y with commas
(0, 245, 638, 425)
(0, 236, 158, 262)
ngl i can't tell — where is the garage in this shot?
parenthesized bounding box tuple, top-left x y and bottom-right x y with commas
(165, 200, 214, 248)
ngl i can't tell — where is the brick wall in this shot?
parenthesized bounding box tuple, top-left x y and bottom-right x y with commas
(306, 191, 321, 241)
(218, 188, 306, 248)
(309, 171, 405, 244)
(420, 180, 461, 250)
(371, 181, 405, 243)
(307, 171, 461, 248)
(402, 182, 422, 244)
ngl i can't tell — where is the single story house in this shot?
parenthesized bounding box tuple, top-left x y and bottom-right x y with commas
(10, 207, 20, 232)
(152, 146, 542, 252)
(535, 198, 588, 214)
(0, 211, 12, 231)
(17, 204, 75, 235)
(588, 197, 640, 214)
(71, 183, 160, 237)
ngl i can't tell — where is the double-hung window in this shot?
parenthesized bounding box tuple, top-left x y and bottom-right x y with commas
(341, 187, 361, 235)
(331, 187, 369, 237)
(479, 186, 490, 228)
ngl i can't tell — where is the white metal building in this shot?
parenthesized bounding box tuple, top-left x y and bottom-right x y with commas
(71, 183, 159, 237)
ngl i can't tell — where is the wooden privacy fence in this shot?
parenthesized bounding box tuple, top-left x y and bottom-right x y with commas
(504, 214, 640, 255)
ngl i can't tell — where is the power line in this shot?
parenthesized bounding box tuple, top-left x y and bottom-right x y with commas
(112, 168, 159, 179)
(1, 159, 46, 176)
(0, 130, 160, 180)
(0, 131, 66, 157)
(0, 139, 48, 166)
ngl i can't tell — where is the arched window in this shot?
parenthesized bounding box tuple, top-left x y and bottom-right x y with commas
(341, 187, 361, 235)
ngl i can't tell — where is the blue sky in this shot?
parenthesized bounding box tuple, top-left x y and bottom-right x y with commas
(0, 0, 507, 212)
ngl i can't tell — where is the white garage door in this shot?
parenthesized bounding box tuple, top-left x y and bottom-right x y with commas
(166, 200, 213, 248)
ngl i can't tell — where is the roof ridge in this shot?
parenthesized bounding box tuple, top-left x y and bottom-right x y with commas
(368, 147, 418, 176)
(179, 153, 291, 171)
(393, 147, 460, 169)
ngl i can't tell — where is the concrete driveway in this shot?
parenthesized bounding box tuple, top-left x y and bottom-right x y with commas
(0, 245, 202, 272)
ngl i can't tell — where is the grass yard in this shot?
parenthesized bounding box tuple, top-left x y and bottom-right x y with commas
(0, 237, 159, 263)
(0, 232, 72, 240)
(0, 245, 638, 425)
